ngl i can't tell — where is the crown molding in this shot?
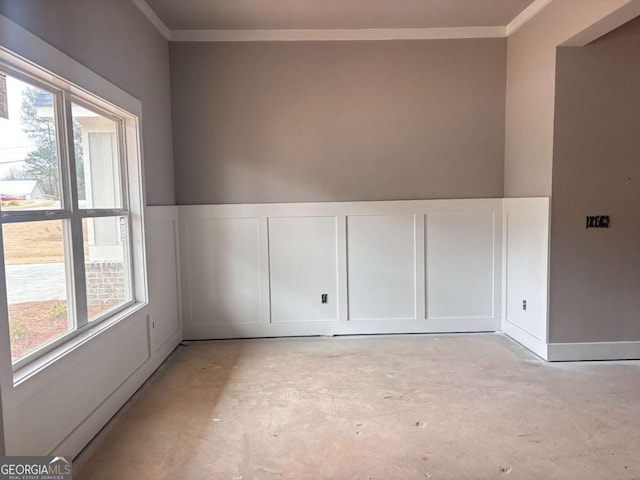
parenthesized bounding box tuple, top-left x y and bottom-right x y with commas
(171, 26, 506, 42)
(131, 0, 552, 42)
(131, 0, 171, 40)
(506, 0, 553, 36)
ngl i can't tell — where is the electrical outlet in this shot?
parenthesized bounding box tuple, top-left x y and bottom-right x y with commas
(321, 294, 328, 304)
(522, 299, 527, 311)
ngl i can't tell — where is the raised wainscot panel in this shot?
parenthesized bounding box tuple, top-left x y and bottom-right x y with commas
(147, 217, 181, 351)
(7, 312, 149, 455)
(426, 212, 495, 319)
(269, 217, 339, 323)
(185, 217, 261, 326)
(504, 204, 549, 343)
(347, 214, 416, 320)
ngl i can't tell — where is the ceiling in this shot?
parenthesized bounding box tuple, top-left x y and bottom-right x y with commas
(144, 0, 538, 31)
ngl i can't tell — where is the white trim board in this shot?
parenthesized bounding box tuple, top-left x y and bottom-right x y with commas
(505, 0, 553, 36)
(547, 342, 640, 362)
(131, 0, 171, 40)
(171, 26, 506, 42)
(503, 320, 548, 361)
(131, 0, 552, 42)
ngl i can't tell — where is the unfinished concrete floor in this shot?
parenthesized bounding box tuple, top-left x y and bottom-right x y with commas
(74, 334, 640, 479)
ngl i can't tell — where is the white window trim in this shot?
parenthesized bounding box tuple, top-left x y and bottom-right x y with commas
(0, 16, 142, 119)
(0, 15, 148, 380)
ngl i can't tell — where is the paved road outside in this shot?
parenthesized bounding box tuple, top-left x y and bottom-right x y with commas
(5, 263, 66, 303)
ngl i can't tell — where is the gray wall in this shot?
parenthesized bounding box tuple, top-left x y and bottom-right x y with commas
(549, 16, 640, 343)
(171, 39, 506, 204)
(0, 0, 175, 205)
(503, 0, 630, 198)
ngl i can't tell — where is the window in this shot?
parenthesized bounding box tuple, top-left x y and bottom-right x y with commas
(0, 54, 142, 369)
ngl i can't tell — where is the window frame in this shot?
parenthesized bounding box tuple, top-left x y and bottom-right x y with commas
(0, 47, 147, 373)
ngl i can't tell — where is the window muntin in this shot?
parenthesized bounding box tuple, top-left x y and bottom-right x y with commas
(0, 62, 136, 368)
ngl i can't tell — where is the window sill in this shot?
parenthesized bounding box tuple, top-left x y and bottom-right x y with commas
(13, 302, 148, 386)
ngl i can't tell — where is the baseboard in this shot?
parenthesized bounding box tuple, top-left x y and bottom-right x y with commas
(502, 320, 548, 360)
(547, 341, 640, 361)
(57, 330, 181, 458)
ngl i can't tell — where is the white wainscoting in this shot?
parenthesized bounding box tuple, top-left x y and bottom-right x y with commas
(269, 216, 339, 323)
(146, 207, 183, 353)
(347, 214, 417, 321)
(179, 199, 503, 339)
(502, 198, 550, 360)
(426, 212, 495, 320)
(185, 217, 263, 327)
(0, 206, 182, 457)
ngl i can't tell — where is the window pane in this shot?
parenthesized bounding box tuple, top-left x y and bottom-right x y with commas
(72, 103, 123, 209)
(3, 220, 72, 362)
(0, 73, 62, 211)
(84, 216, 132, 321)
